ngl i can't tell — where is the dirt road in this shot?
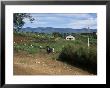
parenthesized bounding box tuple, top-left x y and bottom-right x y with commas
(14, 52, 93, 75)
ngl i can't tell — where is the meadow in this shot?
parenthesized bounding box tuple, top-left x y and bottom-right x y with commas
(14, 32, 97, 74)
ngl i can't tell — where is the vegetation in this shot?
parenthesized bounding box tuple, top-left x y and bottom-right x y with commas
(14, 32, 97, 74)
(13, 13, 35, 31)
(59, 44, 97, 74)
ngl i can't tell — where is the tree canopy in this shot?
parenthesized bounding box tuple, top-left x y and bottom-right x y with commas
(13, 13, 35, 32)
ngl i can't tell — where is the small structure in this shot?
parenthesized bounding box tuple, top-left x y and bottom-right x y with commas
(66, 35, 75, 40)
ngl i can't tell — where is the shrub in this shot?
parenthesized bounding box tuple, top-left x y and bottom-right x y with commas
(59, 44, 97, 74)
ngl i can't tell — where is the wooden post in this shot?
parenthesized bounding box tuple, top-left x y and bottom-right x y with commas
(88, 37, 90, 47)
(88, 27, 90, 53)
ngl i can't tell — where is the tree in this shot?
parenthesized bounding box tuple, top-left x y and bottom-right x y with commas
(52, 32, 62, 38)
(13, 13, 35, 32)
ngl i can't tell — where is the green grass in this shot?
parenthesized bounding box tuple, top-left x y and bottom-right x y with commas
(14, 42, 44, 54)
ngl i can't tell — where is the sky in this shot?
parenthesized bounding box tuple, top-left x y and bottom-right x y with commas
(23, 13, 97, 29)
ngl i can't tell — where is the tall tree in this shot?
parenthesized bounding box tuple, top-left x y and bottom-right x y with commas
(13, 13, 35, 32)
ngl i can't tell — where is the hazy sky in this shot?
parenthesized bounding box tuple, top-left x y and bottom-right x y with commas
(23, 13, 97, 29)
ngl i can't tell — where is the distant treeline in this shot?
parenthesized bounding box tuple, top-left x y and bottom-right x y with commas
(16, 31, 97, 38)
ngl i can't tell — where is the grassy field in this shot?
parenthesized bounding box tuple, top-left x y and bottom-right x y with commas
(14, 32, 97, 74)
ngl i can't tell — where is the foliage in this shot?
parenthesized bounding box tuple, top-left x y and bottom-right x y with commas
(52, 32, 63, 38)
(59, 44, 97, 74)
(13, 13, 35, 31)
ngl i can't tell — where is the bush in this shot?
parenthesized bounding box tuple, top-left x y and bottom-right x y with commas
(59, 44, 97, 74)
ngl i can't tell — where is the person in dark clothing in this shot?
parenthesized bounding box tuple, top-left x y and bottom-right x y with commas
(46, 46, 52, 54)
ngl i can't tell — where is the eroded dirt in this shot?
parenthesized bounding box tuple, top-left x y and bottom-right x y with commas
(14, 52, 93, 75)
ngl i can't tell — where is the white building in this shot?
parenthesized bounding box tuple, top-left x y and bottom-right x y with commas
(66, 35, 75, 40)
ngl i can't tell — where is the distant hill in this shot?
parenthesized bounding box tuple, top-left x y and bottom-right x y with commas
(21, 27, 97, 33)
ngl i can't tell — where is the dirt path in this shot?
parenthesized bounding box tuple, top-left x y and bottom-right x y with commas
(14, 53, 93, 75)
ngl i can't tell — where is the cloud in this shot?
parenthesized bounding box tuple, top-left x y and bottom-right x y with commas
(67, 17, 97, 29)
(23, 13, 97, 29)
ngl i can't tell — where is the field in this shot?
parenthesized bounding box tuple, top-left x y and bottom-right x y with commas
(14, 32, 97, 75)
